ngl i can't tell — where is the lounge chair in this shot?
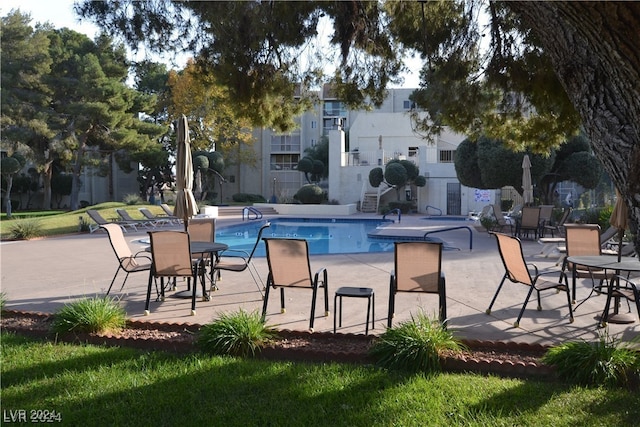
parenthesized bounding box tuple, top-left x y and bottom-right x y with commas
(486, 232, 574, 328)
(145, 230, 206, 316)
(101, 223, 152, 295)
(86, 209, 139, 233)
(115, 209, 155, 228)
(388, 241, 447, 328)
(261, 237, 330, 331)
(138, 208, 173, 227)
(160, 203, 181, 223)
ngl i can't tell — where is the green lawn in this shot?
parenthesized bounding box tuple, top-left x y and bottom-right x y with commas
(2, 333, 639, 427)
(0, 203, 168, 239)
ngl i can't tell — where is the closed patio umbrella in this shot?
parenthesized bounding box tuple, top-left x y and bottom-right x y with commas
(522, 155, 533, 206)
(609, 188, 628, 261)
(174, 115, 198, 230)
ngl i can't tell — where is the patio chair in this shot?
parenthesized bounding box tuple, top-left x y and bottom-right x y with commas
(537, 205, 554, 237)
(388, 241, 447, 328)
(543, 207, 571, 237)
(491, 204, 514, 234)
(145, 230, 206, 316)
(160, 203, 181, 223)
(486, 232, 574, 328)
(261, 238, 329, 331)
(187, 217, 216, 286)
(563, 224, 615, 304)
(211, 223, 271, 296)
(138, 208, 173, 227)
(101, 223, 152, 295)
(115, 209, 155, 228)
(516, 206, 541, 239)
(602, 276, 640, 325)
(86, 209, 139, 233)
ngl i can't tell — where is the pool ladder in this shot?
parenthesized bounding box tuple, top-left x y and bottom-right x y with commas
(242, 206, 263, 221)
(382, 208, 401, 223)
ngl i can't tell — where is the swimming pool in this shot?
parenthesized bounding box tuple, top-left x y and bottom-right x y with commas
(216, 218, 400, 256)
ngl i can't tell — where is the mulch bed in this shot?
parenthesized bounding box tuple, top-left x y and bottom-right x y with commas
(1, 310, 555, 379)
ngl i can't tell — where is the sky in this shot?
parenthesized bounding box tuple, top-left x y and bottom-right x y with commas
(2, 0, 421, 87)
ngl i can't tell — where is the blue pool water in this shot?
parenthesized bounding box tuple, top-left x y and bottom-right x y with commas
(216, 218, 398, 256)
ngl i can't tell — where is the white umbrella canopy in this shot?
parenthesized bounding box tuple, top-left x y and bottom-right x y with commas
(521, 155, 534, 206)
(173, 115, 199, 229)
(610, 188, 629, 261)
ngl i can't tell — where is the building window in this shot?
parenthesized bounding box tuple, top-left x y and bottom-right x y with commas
(270, 134, 301, 152)
(403, 100, 416, 110)
(271, 154, 300, 170)
(311, 121, 317, 129)
(439, 150, 456, 163)
(408, 146, 419, 157)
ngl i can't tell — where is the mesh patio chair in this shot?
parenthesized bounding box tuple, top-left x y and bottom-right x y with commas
(145, 230, 205, 316)
(563, 224, 615, 305)
(517, 206, 541, 239)
(491, 204, 514, 234)
(101, 223, 152, 295)
(486, 232, 574, 328)
(211, 223, 271, 296)
(602, 276, 640, 326)
(538, 205, 554, 237)
(261, 238, 329, 331)
(388, 242, 447, 328)
(543, 207, 571, 237)
(187, 217, 217, 287)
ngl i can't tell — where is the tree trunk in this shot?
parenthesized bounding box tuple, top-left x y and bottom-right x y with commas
(4, 176, 13, 218)
(70, 136, 87, 211)
(42, 160, 53, 210)
(508, 1, 640, 252)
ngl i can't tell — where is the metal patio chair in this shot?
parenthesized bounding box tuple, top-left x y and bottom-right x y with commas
(101, 223, 152, 295)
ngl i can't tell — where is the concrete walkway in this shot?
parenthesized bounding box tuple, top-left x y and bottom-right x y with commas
(1, 213, 638, 346)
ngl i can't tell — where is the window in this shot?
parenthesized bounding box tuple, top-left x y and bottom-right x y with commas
(408, 146, 419, 157)
(270, 134, 301, 152)
(311, 121, 317, 129)
(271, 154, 300, 170)
(439, 150, 456, 163)
(403, 100, 416, 110)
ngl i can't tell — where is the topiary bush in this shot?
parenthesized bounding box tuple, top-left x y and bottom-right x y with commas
(232, 193, 267, 203)
(197, 309, 276, 357)
(294, 184, 325, 204)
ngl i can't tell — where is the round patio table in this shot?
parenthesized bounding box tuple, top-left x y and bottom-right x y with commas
(566, 255, 640, 325)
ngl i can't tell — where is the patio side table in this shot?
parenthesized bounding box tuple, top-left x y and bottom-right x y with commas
(334, 287, 375, 335)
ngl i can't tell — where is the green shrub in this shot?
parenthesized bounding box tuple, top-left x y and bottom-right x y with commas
(294, 184, 325, 204)
(542, 331, 640, 387)
(197, 309, 276, 357)
(51, 297, 126, 335)
(123, 193, 142, 205)
(480, 216, 496, 231)
(8, 218, 43, 240)
(232, 193, 267, 203)
(369, 312, 465, 374)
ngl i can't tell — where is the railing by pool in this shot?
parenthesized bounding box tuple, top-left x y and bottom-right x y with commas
(242, 206, 263, 221)
(423, 226, 473, 251)
(382, 208, 402, 223)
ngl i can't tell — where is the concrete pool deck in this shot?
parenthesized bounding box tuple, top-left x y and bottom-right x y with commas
(1, 212, 638, 346)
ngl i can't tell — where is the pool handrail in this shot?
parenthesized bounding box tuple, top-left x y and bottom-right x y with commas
(242, 206, 263, 221)
(382, 208, 401, 223)
(423, 226, 473, 251)
(425, 205, 443, 216)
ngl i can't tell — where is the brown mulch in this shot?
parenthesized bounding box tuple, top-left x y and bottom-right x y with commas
(1, 311, 552, 377)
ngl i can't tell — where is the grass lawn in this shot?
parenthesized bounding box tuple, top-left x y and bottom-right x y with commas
(0, 203, 168, 239)
(2, 333, 639, 427)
